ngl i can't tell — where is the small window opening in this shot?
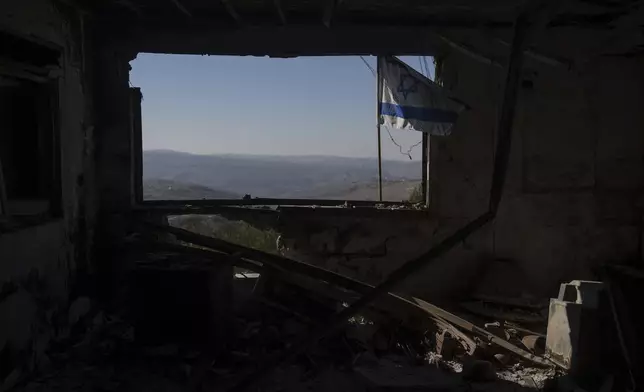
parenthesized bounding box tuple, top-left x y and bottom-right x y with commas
(0, 32, 61, 230)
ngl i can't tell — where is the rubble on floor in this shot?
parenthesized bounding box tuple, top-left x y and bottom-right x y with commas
(9, 220, 631, 392)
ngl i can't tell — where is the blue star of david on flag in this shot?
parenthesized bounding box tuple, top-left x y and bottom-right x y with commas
(378, 56, 467, 136)
(397, 73, 420, 99)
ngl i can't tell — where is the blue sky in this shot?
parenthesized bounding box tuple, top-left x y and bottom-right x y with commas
(130, 55, 434, 161)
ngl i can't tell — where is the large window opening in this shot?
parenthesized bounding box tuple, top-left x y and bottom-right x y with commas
(0, 32, 61, 230)
(130, 55, 434, 205)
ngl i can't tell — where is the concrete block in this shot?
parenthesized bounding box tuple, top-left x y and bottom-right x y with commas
(545, 299, 582, 369)
(547, 281, 606, 371)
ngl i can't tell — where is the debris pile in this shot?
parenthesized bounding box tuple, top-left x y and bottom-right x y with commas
(12, 219, 633, 392)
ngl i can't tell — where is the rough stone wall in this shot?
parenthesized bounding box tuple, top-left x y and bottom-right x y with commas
(0, 0, 95, 383)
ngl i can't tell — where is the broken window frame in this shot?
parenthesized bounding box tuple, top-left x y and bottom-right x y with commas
(0, 30, 63, 228)
(130, 57, 431, 210)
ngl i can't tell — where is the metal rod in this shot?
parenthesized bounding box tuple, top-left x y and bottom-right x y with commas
(421, 132, 428, 204)
(376, 56, 383, 202)
(425, 135, 431, 206)
(377, 126, 383, 202)
(488, 8, 536, 215)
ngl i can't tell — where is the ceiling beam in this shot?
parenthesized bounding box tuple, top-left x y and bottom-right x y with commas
(115, 25, 447, 56)
(220, 0, 244, 25)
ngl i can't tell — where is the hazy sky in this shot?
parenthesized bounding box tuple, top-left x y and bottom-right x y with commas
(130, 54, 434, 161)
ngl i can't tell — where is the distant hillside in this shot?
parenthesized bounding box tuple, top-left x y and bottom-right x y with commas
(319, 179, 422, 201)
(143, 150, 421, 200)
(143, 179, 241, 200)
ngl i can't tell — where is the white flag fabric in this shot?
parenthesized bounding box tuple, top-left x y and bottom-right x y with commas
(378, 56, 465, 136)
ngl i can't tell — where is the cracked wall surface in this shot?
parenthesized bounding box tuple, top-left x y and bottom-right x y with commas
(0, 0, 96, 383)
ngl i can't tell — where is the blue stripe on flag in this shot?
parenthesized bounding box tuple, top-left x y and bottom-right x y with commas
(380, 103, 458, 123)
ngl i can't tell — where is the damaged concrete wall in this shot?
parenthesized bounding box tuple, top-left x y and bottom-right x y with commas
(426, 52, 644, 299)
(0, 0, 96, 383)
(278, 209, 438, 287)
(277, 207, 496, 302)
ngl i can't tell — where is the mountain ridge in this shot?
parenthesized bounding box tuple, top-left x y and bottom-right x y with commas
(143, 150, 421, 200)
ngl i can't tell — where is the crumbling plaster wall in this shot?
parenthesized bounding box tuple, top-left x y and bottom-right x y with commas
(278, 53, 644, 302)
(0, 0, 95, 381)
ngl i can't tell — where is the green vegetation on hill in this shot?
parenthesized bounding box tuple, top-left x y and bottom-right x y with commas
(170, 214, 280, 254)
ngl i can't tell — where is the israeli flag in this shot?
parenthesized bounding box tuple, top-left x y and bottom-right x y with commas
(378, 56, 465, 136)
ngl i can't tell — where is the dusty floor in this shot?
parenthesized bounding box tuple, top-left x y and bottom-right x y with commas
(10, 298, 558, 392)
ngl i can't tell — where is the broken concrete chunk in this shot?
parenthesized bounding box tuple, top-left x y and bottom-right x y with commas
(521, 335, 545, 355)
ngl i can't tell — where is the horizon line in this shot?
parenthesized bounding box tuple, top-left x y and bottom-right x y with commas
(143, 149, 420, 162)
